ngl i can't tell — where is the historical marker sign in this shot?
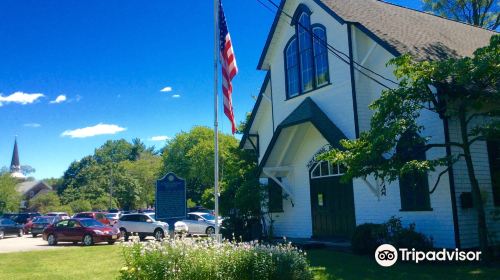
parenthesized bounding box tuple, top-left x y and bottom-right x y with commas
(155, 172, 186, 220)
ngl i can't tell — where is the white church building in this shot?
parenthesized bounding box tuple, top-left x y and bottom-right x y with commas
(240, 0, 498, 249)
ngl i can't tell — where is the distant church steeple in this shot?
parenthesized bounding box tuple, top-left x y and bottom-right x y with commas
(10, 136, 25, 179)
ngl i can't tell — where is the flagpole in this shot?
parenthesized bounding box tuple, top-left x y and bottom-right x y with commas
(213, 0, 220, 240)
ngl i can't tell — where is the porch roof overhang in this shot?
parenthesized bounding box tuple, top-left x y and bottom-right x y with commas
(258, 97, 347, 175)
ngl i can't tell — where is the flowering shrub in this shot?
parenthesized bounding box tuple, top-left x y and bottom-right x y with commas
(119, 237, 312, 280)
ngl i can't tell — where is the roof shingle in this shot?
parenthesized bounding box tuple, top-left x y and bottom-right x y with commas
(321, 0, 497, 60)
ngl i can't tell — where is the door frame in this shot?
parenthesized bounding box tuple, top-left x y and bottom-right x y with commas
(308, 161, 356, 239)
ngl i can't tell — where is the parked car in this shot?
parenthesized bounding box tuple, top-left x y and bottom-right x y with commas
(31, 216, 60, 237)
(2, 212, 41, 225)
(23, 216, 41, 234)
(43, 218, 120, 246)
(73, 212, 110, 225)
(105, 213, 120, 225)
(174, 212, 224, 235)
(187, 206, 213, 215)
(0, 218, 23, 239)
(114, 213, 168, 241)
(46, 212, 70, 220)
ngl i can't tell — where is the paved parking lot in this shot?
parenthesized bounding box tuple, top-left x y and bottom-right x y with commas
(0, 235, 119, 254)
(0, 235, 60, 253)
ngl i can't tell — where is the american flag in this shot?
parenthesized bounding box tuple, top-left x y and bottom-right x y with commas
(219, 1, 238, 134)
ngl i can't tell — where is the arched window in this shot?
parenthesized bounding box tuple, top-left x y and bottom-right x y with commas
(310, 161, 345, 179)
(285, 37, 300, 98)
(285, 5, 330, 99)
(313, 25, 329, 86)
(396, 131, 431, 211)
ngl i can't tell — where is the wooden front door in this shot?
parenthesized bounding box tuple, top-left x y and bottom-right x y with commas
(310, 176, 355, 238)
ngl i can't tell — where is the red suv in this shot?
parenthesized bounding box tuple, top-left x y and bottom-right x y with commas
(73, 212, 110, 225)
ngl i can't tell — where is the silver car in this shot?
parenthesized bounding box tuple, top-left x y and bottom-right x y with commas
(174, 212, 222, 235)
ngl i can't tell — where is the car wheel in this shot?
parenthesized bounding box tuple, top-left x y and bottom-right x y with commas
(32, 233, 38, 238)
(82, 234, 94, 246)
(47, 234, 57, 246)
(154, 229, 164, 241)
(18, 229, 23, 237)
(0, 230, 4, 239)
(108, 240, 116, 245)
(206, 227, 215, 235)
(120, 228, 129, 241)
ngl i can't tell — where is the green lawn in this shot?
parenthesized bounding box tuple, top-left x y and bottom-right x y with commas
(0, 245, 123, 280)
(307, 249, 499, 280)
(0, 246, 498, 280)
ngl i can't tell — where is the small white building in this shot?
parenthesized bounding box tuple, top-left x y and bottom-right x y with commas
(240, 0, 498, 249)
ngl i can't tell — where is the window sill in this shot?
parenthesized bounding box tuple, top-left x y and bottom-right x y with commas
(399, 208, 433, 212)
(285, 82, 332, 101)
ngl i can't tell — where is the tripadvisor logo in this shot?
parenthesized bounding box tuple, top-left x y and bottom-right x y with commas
(375, 244, 482, 267)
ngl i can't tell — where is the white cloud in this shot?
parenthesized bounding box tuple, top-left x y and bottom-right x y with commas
(24, 123, 41, 128)
(150, 135, 171, 142)
(172, 94, 181, 98)
(0, 91, 44, 106)
(50, 95, 67, 104)
(61, 123, 126, 138)
(160, 86, 173, 92)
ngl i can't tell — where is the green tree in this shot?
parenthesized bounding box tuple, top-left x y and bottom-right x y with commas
(120, 153, 162, 208)
(423, 0, 500, 30)
(60, 156, 97, 195)
(94, 139, 135, 163)
(43, 177, 64, 194)
(61, 162, 140, 210)
(69, 199, 92, 213)
(0, 174, 20, 214)
(28, 192, 61, 213)
(321, 35, 499, 259)
(162, 126, 240, 204)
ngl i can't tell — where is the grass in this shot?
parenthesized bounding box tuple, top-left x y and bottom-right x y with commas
(0, 245, 498, 280)
(307, 249, 500, 280)
(0, 245, 123, 280)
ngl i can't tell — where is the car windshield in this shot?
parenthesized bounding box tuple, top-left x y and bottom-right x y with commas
(76, 213, 93, 218)
(146, 214, 156, 221)
(79, 219, 104, 227)
(200, 214, 215, 221)
(46, 213, 58, 216)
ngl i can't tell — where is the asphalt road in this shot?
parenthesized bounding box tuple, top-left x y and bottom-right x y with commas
(0, 234, 119, 254)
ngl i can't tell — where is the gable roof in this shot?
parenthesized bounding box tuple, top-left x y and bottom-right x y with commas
(258, 97, 347, 173)
(258, 0, 496, 69)
(16, 181, 52, 196)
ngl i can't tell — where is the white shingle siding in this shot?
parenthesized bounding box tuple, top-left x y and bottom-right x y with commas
(447, 117, 500, 248)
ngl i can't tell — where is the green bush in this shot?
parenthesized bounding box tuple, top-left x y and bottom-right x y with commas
(221, 216, 262, 241)
(119, 238, 312, 280)
(351, 223, 388, 254)
(391, 225, 433, 251)
(352, 217, 433, 254)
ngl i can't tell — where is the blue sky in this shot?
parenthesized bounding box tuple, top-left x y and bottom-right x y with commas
(0, 0, 422, 179)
